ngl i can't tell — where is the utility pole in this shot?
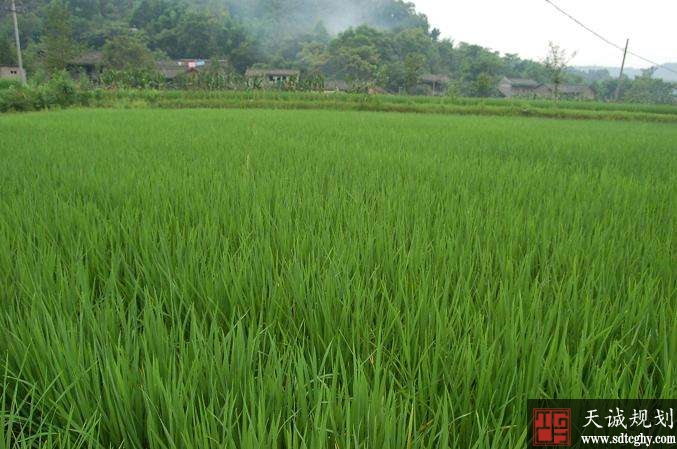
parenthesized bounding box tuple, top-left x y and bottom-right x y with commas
(614, 38, 629, 101)
(10, 0, 27, 85)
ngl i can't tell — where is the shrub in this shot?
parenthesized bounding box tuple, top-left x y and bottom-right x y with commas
(0, 79, 22, 90)
(42, 72, 78, 107)
(99, 69, 165, 89)
(0, 72, 82, 112)
(0, 85, 43, 112)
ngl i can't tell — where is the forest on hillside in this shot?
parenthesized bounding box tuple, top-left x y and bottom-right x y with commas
(1, 0, 674, 100)
(0, 0, 560, 93)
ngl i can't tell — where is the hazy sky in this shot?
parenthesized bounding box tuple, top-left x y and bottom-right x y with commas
(412, 0, 676, 68)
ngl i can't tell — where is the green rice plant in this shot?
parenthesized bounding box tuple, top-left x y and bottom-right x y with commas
(4, 87, 677, 122)
(0, 109, 675, 448)
(107, 90, 677, 122)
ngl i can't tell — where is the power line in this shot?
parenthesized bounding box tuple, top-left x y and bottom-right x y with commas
(543, 0, 677, 76)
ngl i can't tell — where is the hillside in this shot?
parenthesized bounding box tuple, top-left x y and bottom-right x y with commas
(1, 0, 555, 95)
(1, 0, 675, 104)
(654, 63, 677, 82)
(225, 0, 429, 35)
(1, 0, 429, 62)
(575, 64, 677, 83)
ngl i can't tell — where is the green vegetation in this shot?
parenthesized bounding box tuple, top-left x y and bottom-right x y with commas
(1, 109, 675, 448)
(104, 90, 677, 121)
(0, 0, 593, 95)
(0, 72, 85, 112)
(3, 84, 677, 123)
(2, 0, 675, 101)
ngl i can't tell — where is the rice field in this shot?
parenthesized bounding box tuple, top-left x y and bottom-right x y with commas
(95, 90, 677, 123)
(0, 109, 675, 449)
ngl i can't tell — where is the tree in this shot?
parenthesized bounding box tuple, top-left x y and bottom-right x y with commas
(404, 53, 424, 92)
(328, 45, 380, 82)
(623, 67, 674, 104)
(131, 0, 169, 30)
(543, 42, 576, 99)
(472, 73, 495, 97)
(102, 34, 155, 70)
(147, 8, 256, 69)
(503, 53, 549, 83)
(326, 26, 386, 82)
(370, 0, 429, 31)
(456, 43, 502, 82)
(592, 78, 622, 101)
(298, 42, 330, 73)
(0, 38, 16, 65)
(43, 0, 76, 73)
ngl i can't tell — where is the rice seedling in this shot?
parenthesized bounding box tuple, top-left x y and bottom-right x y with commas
(0, 109, 675, 448)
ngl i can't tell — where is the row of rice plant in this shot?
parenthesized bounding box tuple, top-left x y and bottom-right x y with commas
(97, 89, 677, 118)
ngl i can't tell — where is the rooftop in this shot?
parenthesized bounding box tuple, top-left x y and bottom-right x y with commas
(555, 84, 593, 94)
(501, 77, 540, 88)
(245, 68, 300, 77)
(157, 59, 229, 78)
(70, 51, 104, 66)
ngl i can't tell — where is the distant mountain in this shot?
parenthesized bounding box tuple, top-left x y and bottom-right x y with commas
(654, 64, 677, 83)
(574, 64, 677, 83)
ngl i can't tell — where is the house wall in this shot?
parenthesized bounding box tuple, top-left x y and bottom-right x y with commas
(268, 75, 292, 82)
(499, 79, 595, 100)
(498, 82, 513, 97)
(534, 85, 553, 98)
(0, 67, 24, 79)
(499, 84, 544, 98)
(580, 88, 595, 100)
(513, 86, 538, 96)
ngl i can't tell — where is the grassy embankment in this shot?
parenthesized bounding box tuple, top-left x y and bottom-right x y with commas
(99, 90, 677, 122)
(3, 84, 677, 122)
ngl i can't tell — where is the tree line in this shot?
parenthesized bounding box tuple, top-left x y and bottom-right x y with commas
(1, 0, 674, 102)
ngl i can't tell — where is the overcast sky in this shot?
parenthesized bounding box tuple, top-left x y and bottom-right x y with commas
(412, 0, 676, 68)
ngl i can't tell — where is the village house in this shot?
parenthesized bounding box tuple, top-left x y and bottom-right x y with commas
(245, 68, 300, 85)
(67, 51, 104, 79)
(0, 66, 25, 81)
(324, 79, 349, 93)
(498, 77, 595, 100)
(420, 74, 450, 96)
(553, 84, 595, 100)
(497, 77, 542, 98)
(67, 52, 228, 81)
(156, 59, 228, 80)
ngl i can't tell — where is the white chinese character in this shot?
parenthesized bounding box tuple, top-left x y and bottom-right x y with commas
(606, 408, 627, 429)
(629, 410, 652, 428)
(654, 409, 674, 429)
(583, 410, 603, 428)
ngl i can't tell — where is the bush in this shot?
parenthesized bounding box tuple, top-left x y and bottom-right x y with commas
(0, 72, 81, 112)
(0, 79, 22, 90)
(42, 72, 78, 107)
(99, 69, 165, 89)
(0, 85, 43, 112)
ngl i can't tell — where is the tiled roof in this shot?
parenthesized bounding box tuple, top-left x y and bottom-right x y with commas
(245, 69, 300, 77)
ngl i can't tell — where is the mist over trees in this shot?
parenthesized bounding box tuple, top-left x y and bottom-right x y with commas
(1, 0, 431, 66)
(1, 0, 674, 101)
